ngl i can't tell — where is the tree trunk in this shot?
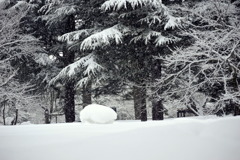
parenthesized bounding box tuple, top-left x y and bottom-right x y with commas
(231, 68, 240, 116)
(42, 108, 50, 124)
(82, 81, 92, 108)
(133, 86, 147, 121)
(152, 99, 164, 120)
(62, 14, 76, 122)
(64, 80, 75, 122)
(151, 58, 164, 120)
(49, 90, 55, 122)
(3, 104, 6, 125)
(12, 109, 18, 125)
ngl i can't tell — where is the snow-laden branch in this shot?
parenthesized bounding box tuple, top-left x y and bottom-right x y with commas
(164, 15, 182, 30)
(80, 25, 124, 50)
(49, 53, 104, 85)
(101, 0, 162, 11)
(58, 29, 93, 42)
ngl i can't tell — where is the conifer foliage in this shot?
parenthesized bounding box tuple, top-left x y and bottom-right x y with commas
(72, 0, 184, 121)
(38, 0, 110, 122)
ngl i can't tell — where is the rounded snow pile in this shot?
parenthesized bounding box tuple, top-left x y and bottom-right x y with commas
(80, 104, 117, 124)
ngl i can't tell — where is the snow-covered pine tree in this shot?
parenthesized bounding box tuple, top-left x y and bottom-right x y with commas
(157, 0, 240, 116)
(37, 0, 81, 122)
(37, 0, 111, 122)
(77, 0, 184, 121)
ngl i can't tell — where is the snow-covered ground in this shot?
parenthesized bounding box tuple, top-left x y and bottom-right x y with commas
(0, 116, 240, 160)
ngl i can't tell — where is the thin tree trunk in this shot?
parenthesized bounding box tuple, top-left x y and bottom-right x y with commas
(64, 80, 75, 122)
(12, 109, 18, 125)
(82, 81, 92, 108)
(3, 104, 6, 125)
(49, 90, 55, 122)
(152, 99, 164, 120)
(151, 58, 164, 120)
(42, 107, 50, 124)
(133, 86, 141, 120)
(231, 68, 240, 116)
(133, 85, 147, 121)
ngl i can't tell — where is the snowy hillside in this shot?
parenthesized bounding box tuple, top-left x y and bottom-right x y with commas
(0, 116, 240, 160)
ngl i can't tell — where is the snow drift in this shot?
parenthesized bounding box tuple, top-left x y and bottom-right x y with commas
(80, 104, 117, 124)
(0, 116, 240, 160)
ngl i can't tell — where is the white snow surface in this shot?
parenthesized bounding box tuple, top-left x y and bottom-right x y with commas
(0, 116, 240, 160)
(80, 104, 117, 124)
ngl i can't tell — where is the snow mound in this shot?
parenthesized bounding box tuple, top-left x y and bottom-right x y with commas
(21, 121, 32, 125)
(80, 104, 117, 124)
(5, 117, 14, 125)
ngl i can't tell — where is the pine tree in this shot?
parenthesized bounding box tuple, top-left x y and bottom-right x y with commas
(37, 0, 110, 122)
(36, 0, 78, 122)
(78, 0, 184, 121)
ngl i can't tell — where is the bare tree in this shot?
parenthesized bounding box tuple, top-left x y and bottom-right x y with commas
(0, 5, 44, 124)
(156, 0, 240, 116)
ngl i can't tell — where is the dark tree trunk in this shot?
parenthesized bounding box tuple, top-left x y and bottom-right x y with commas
(62, 49, 75, 122)
(151, 58, 164, 120)
(133, 86, 147, 121)
(234, 105, 240, 116)
(11, 109, 18, 125)
(64, 80, 76, 122)
(3, 104, 6, 125)
(133, 86, 141, 120)
(43, 108, 50, 124)
(152, 99, 164, 120)
(62, 14, 76, 123)
(231, 68, 240, 116)
(65, 14, 75, 33)
(82, 81, 92, 108)
(49, 90, 55, 121)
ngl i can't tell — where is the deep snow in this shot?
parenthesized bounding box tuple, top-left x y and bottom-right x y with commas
(0, 116, 240, 160)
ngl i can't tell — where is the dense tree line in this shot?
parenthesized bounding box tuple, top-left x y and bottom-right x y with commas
(0, 0, 239, 124)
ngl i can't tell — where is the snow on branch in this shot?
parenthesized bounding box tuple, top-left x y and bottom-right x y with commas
(164, 15, 182, 30)
(80, 25, 124, 51)
(138, 12, 162, 26)
(39, 1, 76, 23)
(9, 1, 38, 12)
(49, 53, 104, 85)
(58, 29, 92, 42)
(101, 0, 161, 11)
(83, 55, 104, 76)
(54, 5, 77, 16)
(130, 29, 179, 46)
(155, 35, 179, 46)
(131, 30, 161, 44)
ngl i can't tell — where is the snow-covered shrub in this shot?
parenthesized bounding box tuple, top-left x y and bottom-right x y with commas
(80, 104, 117, 124)
(117, 108, 135, 120)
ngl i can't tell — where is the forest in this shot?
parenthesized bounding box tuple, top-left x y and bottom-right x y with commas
(0, 0, 240, 125)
